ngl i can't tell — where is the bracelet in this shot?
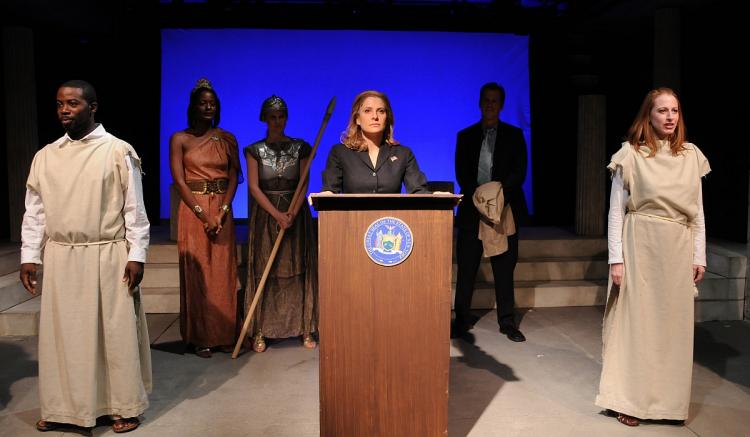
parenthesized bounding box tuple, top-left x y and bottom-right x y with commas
(193, 205, 204, 215)
(221, 204, 231, 213)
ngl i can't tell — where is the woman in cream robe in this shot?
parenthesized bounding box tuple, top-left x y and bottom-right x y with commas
(595, 88, 710, 426)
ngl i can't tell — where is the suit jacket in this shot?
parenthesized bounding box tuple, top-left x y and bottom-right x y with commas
(455, 121, 528, 232)
(322, 143, 429, 194)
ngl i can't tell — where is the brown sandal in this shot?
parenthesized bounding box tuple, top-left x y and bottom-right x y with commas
(302, 334, 317, 349)
(112, 416, 140, 433)
(35, 420, 60, 432)
(253, 334, 267, 353)
(616, 413, 640, 427)
(195, 346, 212, 358)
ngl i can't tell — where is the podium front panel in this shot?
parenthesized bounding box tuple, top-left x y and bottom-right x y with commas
(318, 208, 452, 437)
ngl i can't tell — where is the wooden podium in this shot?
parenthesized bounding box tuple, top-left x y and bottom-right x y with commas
(312, 193, 461, 437)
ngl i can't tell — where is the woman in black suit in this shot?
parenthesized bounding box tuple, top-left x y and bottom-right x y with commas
(321, 90, 429, 194)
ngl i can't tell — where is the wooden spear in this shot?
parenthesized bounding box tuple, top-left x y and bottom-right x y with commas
(233, 96, 336, 358)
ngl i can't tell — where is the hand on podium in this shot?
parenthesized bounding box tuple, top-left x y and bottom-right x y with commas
(308, 191, 335, 206)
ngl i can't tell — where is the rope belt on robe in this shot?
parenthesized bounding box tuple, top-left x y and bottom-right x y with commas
(626, 211, 697, 297)
(47, 238, 127, 247)
(45, 238, 142, 326)
(46, 237, 145, 332)
(628, 211, 688, 227)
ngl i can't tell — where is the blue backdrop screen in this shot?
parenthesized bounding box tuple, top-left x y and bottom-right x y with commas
(160, 29, 531, 218)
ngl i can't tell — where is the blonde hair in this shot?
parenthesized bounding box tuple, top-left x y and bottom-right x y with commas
(626, 87, 687, 157)
(340, 90, 399, 151)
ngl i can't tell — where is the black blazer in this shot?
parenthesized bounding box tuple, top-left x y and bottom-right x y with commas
(455, 121, 528, 231)
(322, 143, 429, 194)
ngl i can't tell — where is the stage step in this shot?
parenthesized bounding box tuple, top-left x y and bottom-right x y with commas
(1, 231, 745, 337)
(0, 277, 744, 336)
(0, 271, 35, 313)
(146, 243, 246, 265)
(453, 256, 609, 282)
(0, 244, 20, 277)
(695, 271, 745, 322)
(140, 263, 180, 289)
(141, 286, 180, 314)
(146, 243, 180, 264)
(706, 240, 747, 279)
(518, 238, 606, 259)
(142, 257, 611, 291)
(454, 280, 607, 309)
(0, 295, 40, 336)
(464, 273, 744, 320)
(0, 284, 179, 336)
(701, 240, 747, 321)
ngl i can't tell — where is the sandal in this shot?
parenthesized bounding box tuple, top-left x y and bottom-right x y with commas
(253, 334, 266, 353)
(195, 346, 212, 358)
(616, 413, 640, 427)
(35, 420, 60, 432)
(302, 334, 317, 349)
(112, 416, 140, 433)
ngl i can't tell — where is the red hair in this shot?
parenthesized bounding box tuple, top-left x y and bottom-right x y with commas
(626, 87, 687, 157)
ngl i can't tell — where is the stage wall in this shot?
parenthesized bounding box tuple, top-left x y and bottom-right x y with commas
(160, 29, 531, 218)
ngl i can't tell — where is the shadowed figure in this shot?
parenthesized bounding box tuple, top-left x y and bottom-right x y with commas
(0, 341, 37, 409)
(449, 331, 520, 437)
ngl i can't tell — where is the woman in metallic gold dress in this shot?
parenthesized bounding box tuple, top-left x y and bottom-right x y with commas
(244, 95, 318, 353)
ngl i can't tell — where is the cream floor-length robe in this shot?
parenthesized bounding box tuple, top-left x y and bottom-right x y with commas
(23, 125, 152, 427)
(595, 141, 710, 420)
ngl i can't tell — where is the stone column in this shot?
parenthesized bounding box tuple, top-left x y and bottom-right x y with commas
(3, 27, 39, 242)
(746, 159, 750, 320)
(575, 94, 606, 236)
(653, 8, 681, 89)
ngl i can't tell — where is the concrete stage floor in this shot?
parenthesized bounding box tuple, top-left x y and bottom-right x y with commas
(1, 307, 749, 436)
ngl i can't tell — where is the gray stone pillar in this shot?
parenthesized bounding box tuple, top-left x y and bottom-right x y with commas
(746, 161, 750, 320)
(3, 27, 39, 242)
(654, 8, 681, 89)
(575, 94, 606, 236)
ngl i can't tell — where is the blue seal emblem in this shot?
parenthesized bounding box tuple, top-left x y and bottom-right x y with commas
(363, 216, 414, 266)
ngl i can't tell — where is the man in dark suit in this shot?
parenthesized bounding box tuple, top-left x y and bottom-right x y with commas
(453, 82, 528, 342)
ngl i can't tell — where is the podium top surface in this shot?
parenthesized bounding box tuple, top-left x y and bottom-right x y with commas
(311, 193, 462, 211)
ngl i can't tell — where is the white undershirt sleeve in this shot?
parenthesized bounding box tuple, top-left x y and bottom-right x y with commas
(20, 189, 46, 264)
(607, 167, 629, 264)
(123, 155, 150, 263)
(692, 182, 707, 266)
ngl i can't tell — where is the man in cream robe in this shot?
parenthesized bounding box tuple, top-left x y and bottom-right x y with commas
(20, 80, 151, 432)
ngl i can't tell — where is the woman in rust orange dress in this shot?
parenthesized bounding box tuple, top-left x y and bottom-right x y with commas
(169, 78, 241, 358)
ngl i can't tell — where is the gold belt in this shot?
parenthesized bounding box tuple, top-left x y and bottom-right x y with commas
(187, 178, 228, 194)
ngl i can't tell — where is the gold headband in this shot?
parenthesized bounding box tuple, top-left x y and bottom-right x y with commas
(192, 78, 213, 92)
(260, 95, 288, 121)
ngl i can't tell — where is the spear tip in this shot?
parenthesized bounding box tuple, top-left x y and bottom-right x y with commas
(326, 96, 336, 115)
